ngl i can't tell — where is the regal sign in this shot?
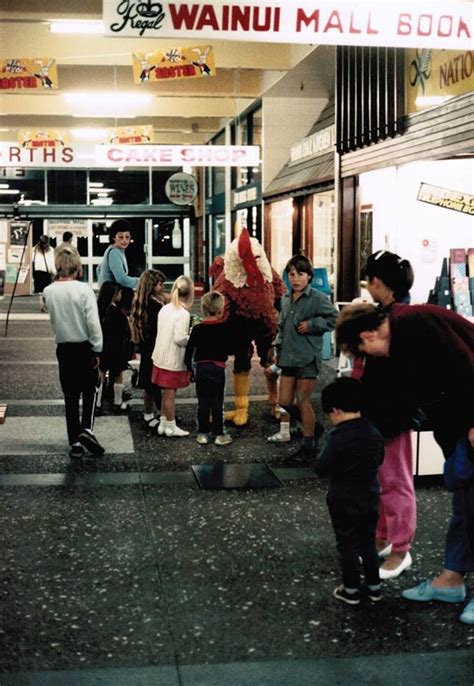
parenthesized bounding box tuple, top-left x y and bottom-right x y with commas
(103, 1, 473, 50)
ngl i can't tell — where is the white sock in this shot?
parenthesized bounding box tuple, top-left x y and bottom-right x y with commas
(96, 383, 103, 408)
(113, 383, 124, 405)
(280, 421, 290, 438)
(144, 412, 154, 421)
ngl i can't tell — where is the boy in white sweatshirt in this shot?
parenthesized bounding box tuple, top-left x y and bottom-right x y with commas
(43, 248, 105, 458)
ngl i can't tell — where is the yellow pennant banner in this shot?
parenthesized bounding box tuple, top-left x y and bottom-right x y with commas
(132, 46, 216, 83)
(407, 49, 473, 113)
(18, 129, 68, 149)
(1, 58, 58, 91)
(107, 125, 154, 144)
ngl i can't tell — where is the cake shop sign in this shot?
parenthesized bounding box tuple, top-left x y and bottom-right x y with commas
(103, 1, 473, 50)
(0, 143, 260, 168)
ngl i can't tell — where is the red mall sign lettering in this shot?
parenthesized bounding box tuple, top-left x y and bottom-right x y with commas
(103, 1, 473, 50)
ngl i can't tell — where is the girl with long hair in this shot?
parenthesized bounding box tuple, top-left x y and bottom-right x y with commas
(129, 269, 167, 430)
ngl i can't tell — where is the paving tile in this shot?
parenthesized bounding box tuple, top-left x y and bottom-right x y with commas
(0, 486, 175, 672)
(0, 416, 134, 455)
(140, 482, 474, 667)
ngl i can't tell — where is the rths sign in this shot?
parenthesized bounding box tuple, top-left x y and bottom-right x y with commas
(103, 1, 473, 50)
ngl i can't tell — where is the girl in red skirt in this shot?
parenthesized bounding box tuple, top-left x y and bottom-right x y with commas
(151, 275, 194, 437)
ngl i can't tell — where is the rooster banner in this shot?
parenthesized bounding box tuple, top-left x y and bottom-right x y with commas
(132, 46, 215, 83)
(107, 125, 154, 144)
(18, 129, 67, 149)
(0, 58, 58, 91)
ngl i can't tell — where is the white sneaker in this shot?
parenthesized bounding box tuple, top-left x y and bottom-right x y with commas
(215, 434, 233, 446)
(165, 421, 189, 437)
(267, 431, 291, 443)
(157, 418, 167, 435)
(196, 433, 209, 445)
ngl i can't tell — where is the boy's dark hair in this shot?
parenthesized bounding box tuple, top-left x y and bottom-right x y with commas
(201, 291, 224, 317)
(62, 231, 73, 243)
(335, 303, 387, 356)
(97, 281, 121, 321)
(363, 250, 414, 301)
(321, 377, 365, 414)
(285, 254, 313, 282)
(109, 219, 132, 243)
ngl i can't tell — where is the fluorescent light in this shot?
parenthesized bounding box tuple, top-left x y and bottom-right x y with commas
(89, 182, 104, 188)
(65, 92, 152, 105)
(0, 189, 20, 194)
(91, 197, 113, 206)
(415, 96, 452, 107)
(90, 188, 115, 194)
(72, 128, 108, 141)
(73, 114, 137, 119)
(0, 183, 9, 189)
(49, 20, 105, 35)
(65, 92, 152, 118)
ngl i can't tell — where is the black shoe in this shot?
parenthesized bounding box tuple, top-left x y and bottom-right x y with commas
(314, 422, 325, 441)
(69, 442, 85, 459)
(333, 585, 361, 605)
(113, 401, 129, 413)
(78, 429, 105, 456)
(144, 415, 160, 430)
(285, 444, 315, 463)
(366, 586, 383, 602)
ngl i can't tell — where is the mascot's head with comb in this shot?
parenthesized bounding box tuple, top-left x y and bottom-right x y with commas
(224, 228, 272, 289)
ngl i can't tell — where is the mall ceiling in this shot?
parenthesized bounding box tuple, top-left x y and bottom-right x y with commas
(0, 0, 335, 145)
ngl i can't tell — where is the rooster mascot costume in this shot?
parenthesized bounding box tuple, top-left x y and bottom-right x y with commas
(210, 229, 286, 426)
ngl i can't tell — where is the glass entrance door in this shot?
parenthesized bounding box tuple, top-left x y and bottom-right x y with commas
(148, 216, 190, 285)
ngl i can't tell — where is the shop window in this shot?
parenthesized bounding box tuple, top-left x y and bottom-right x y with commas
(89, 170, 149, 205)
(152, 168, 181, 204)
(312, 191, 336, 289)
(208, 130, 226, 197)
(233, 105, 262, 188)
(48, 170, 87, 204)
(212, 215, 226, 260)
(151, 218, 184, 258)
(150, 263, 183, 283)
(359, 208, 373, 270)
(270, 198, 294, 277)
(233, 205, 262, 243)
(5, 171, 45, 205)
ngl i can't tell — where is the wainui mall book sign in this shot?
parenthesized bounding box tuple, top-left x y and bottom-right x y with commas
(103, 1, 473, 50)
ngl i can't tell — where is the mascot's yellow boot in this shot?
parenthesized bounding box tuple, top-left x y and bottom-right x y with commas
(225, 371, 251, 426)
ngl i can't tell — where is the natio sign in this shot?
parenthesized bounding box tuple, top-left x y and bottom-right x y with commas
(103, 1, 473, 50)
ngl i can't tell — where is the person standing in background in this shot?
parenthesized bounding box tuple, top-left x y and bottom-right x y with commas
(98, 219, 138, 292)
(315, 377, 385, 605)
(269, 254, 337, 459)
(356, 251, 418, 579)
(335, 302, 474, 625)
(96, 281, 133, 413)
(185, 290, 233, 446)
(43, 247, 104, 459)
(32, 235, 55, 312)
(152, 275, 194, 438)
(129, 269, 168, 431)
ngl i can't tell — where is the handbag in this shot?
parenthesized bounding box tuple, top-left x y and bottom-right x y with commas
(443, 438, 474, 491)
